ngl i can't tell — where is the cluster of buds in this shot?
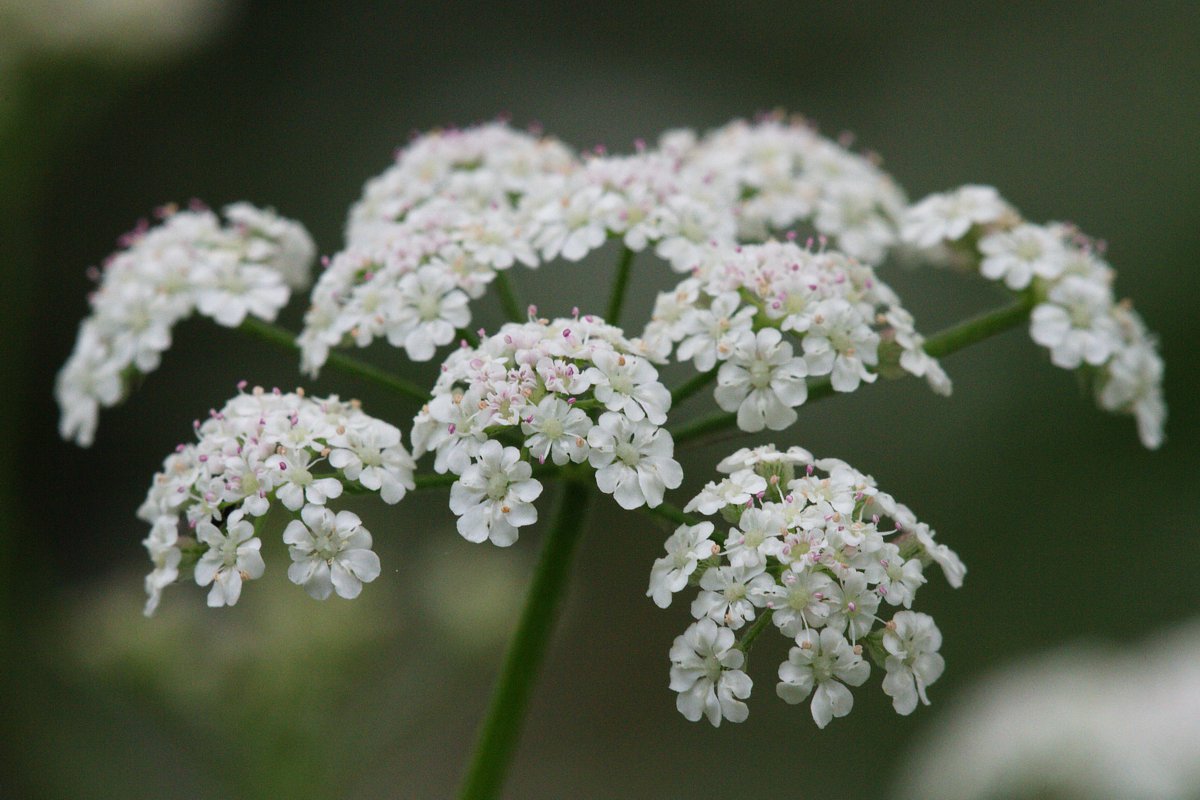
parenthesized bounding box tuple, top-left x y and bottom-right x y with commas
(55, 203, 315, 446)
(901, 185, 1165, 448)
(139, 384, 415, 615)
(412, 313, 681, 545)
(655, 445, 962, 727)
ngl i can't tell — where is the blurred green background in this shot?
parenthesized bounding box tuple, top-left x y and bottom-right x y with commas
(3, 2, 1198, 798)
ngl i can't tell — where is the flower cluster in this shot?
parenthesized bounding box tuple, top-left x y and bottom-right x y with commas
(671, 113, 908, 263)
(901, 185, 1166, 448)
(139, 384, 415, 615)
(55, 203, 315, 447)
(412, 313, 682, 545)
(298, 124, 575, 372)
(640, 240, 950, 430)
(656, 445, 962, 727)
(298, 116, 910, 374)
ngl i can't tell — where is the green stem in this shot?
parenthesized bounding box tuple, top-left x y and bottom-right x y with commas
(493, 271, 525, 323)
(458, 479, 592, 800)
(670, 368, 718, 406)
(605, 246, 636, 325)
(669, 298, 1033, 447)
(921, 295, 1035, 358)
(413, 473, 459, 489)
(238, 318, 430, 402)
(640, 501, 700, 528)
(736, 609, 774, 653)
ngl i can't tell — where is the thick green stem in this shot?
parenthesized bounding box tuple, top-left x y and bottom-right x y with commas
(458, 479, 592, 800)
(493, 271, 525, 324)
(669, 298, 1033, 446)
(238, 318, 430, 402)
(605, 246, 636, 325)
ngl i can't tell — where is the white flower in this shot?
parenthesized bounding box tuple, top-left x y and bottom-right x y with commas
(647, 522, 717, 609)
(684, 469, 767, 516)
(193, 257, 290, 327)
(714, 328, 809, 432)
(328, 421, 416, 504)
(825, 571, 881, 641)
(222, 201, 316, 290)
(55, 326, 123, 447)
(585, 349, 671, 425)
(274, 448, 345, 511)
(448, 440, 543, 546)
(1029, 275, 1121, 368)
(142, 516, 181, 616)
(723, 506, 787, 569)
(283, 505, 381, 600)
(535, 184, 616, 261)
(979, 223, 1066, 290)
(901, 185, 1011, 248)
(675, 292, 756, 371)
(814, 179, 897, 264)
(193, 509, 265, 607)
(690, 564, 770, 630)
(911, 523, 966, 589)
(776, 627, 870, 728)
(587, 412, 682, 509)
(521, 396, 592, 465)
(669, 619, 753, 726)
(716, 444, 813, 475)
(865, 543, 926, 608)
(803, 297, 880, 392)
(882, 611, 945, 715)
(761, 568, 834, 637)
(386, 265, 471, 361)
(1098, 318, 1166, 450)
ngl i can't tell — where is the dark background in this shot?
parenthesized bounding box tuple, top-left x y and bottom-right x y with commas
(3, 2, 1198, 798)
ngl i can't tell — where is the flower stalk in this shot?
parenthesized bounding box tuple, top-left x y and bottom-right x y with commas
(605, 246, 636, 325)
(493, 271, 526, 324)
(458, 478, 592, 800)
(239, 317, 431, 402)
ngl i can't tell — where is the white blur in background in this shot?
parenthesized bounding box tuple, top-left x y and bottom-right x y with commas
(0, 0, 229, 65)
(895, 621, 1200, 800)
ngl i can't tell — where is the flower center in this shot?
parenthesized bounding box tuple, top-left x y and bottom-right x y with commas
(749, 360, 773, 389)
(615, 441, 640, 466)
(313, 531, 340, 561)
(1016, 239, 1042, 260)
(486, 473, 510, 501)
(703, 654, 723, 683)
(290, 465, 313, 486)
(1069, 304, 1093, 328)
(610, 372, 634, 395)
(418, 293, 442, 321)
